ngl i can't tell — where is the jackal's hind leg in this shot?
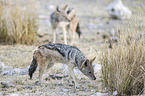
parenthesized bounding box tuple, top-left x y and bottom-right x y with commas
(38, 66, 46, 84)
(70, 24, 77, 45)
(38, 57, 49, 84)
(62, 27, 67, 44)
(68, 27, 72, 41)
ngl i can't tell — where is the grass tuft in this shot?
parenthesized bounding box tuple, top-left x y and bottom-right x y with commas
(100, 21, 145, 95)
(0, 0, 38, 45)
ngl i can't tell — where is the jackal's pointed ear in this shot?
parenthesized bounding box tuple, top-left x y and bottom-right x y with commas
(56, 6, 60, 15)
(67, 9, 75, 19)
(90, 57, 96, 64)
(63, 5, 68, 10)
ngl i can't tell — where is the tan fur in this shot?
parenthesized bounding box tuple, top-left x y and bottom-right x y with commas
(29, 44, 96, 88)
(69, 13, 79, 44)
(51, 5, 80, 45)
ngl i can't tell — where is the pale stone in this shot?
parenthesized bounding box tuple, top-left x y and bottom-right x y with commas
(107, 0, 132, 20)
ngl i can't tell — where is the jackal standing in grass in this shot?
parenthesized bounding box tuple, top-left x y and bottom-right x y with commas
(29, 43, 96, 88)
(50, 5, 81, 44)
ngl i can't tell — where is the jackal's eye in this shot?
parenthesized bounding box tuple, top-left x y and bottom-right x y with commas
(85, 62, 88, 67)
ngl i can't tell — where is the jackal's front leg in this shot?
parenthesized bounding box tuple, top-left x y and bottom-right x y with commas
(62, 27, 67, 44)
(53, 29, 56, 43)
(68, 64, 78, 88)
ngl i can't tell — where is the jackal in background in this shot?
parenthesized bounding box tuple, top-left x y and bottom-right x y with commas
(29, 43, 96, 88)
(50, 5, 81, 44)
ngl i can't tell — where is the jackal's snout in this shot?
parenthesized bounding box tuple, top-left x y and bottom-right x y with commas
(88, 71, 96, 80)
(94, 77, 96, 80)
(81, 69, 96, 80)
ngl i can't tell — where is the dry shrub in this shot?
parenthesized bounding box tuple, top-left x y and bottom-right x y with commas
(0, 0, 38, 44)
(100, 22, 145, 95)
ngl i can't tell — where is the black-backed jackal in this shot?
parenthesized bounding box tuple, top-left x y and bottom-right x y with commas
(29, 43, 96, 88)
(50, 5, 81, 44)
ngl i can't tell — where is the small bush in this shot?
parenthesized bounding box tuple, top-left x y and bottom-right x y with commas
(100, 22, 145, 95)
(0, 0, 38, 44)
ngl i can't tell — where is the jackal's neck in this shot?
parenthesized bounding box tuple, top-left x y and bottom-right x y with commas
(75, 51, 87, 69)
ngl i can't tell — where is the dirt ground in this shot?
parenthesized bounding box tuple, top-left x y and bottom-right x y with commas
(0, 0, 145, 95)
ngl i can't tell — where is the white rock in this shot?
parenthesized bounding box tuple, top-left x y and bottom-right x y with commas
(74, 67, 82, 75)
(107, 0, 132, 20)
(3, 65, 13, 70)
(91, 92, 108, 96)
(0, 61, 13, 71)
(9, 93, 19, 96)
(93, 64, 101, 73)
(48, 5, 55, 9)
(109, 28, 116, 36)
(13, 68, 21, 73)
(0, 92, 2, 95)
(113, 91, 118, 95)
(2, 67, 28, 76)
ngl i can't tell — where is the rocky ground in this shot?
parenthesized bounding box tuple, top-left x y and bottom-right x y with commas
(0, 0, 145, 95)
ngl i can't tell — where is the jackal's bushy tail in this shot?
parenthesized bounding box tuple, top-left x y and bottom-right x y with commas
(76, 23, 81, 38)
(28, 51, 38, 79)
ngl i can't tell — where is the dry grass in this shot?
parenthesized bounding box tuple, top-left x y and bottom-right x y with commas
(100, 22, 145, 95)
(0, 45, 36, 68)
(0, 0, 38, 45)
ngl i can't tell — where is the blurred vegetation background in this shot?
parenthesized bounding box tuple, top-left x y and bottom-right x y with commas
(0, 0, 38, 45)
